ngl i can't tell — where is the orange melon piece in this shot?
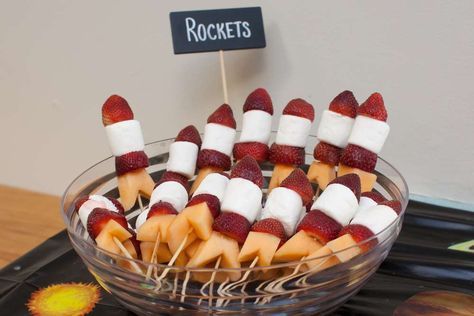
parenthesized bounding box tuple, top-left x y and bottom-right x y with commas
(238, 231, 280, 267)
(140, 241, 173, 263)
(182, 203, 214, 240)
(190, 166, 223, 195)
(137, 214, 176, 242)
(337, 164, 377, 192)
(273, 230, 323, 262)
(123, 240, 138, 259)
(268, 164, 296, 193)
(166, 213, 198, 254)
(118, 168, 155, 211)
(187, 231, 241, 281)
(326, 233, 361, 262)
(185, 240, 201, 258)
(95, 220, 132, 254)
(174, 252, 189, 267)
(305, 246, 340, 272)
(307, 161, 336, 190)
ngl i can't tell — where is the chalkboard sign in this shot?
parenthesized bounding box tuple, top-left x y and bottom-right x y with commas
(169, 7, 266, 54)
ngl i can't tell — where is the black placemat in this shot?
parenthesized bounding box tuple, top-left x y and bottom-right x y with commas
(1, 201, 473, 315)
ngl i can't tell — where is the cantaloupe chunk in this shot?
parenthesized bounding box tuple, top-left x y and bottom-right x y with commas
(137, 214, 176, 242)
(268, 164, 296, 193)
(238, 231, 280, 267)
(166, 213, 198, 254)
(307, 161, 336, 190)
(326, 233, 361, 262)
(187, 231, 241, 281)
(185, 240, 201, 258)
(305, 246, 340, 272)
(337, 164, 377, 192)
(182, 203, 214, 240)
(273, 230, 323, 262)
(95, 220, 132, 254)
(123, 240, 138, 259)
(190, 167, 223, 195)
(140, 241, 173, 263)
(174, 252, 189, 267)
(118, 168, 155, 211)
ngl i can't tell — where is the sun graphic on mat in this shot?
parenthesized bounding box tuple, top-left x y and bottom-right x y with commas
(27, 283, 100, 316)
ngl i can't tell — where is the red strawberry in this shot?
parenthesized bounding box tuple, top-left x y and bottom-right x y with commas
(313, 142, 343, 166)
(74, 196, 90, 212)
(127, 228, 142, 259)
(197, 149, 232, 170)
(233, 142, 269, 163)
(281, 168, 314, 206)
(155, 171, 189, 192)
(328, 173, 361, 201)
(230, 155, 264, 188)
(207, 104, 236, 129)
(108, 197, 125, 214)
(218, 171, 230, 179)
(339, 224, 376, 252)
(251, 218, 287, 246)
(243, 88, 273, 115)
(358, 93, 387, 122)
(282, 98, 315, 122)
(147, 201, 178, 219)
(297, 210, 343, 244)
(379, 200, 402, 215)
(175, 125, 202, 147)
(187, 193, 221, 218)
(328, 90, 358, 118)
(340, 144, 378, 173)
(213, 212, 251, 244)
(269, 143, 305, 165)
(361, 191, 386, 204)
(115, 151, 149, 176)
(102, 95, 134, 126)
(87, 208, 128, 239)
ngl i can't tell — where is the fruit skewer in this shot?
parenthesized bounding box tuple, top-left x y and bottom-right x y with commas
(268, 99, 315, 192)
(233, 88, 274, 163)
(338, 92, 390, 192)
(307, 91, 358, 190)
(102, 95, 155, 211)
(187, 156, 264, 282)
(190, 104, 237, 194)
(166, 125, 202, 180)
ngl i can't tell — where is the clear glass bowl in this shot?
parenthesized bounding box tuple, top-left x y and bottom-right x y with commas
(61, 134, 408, 315)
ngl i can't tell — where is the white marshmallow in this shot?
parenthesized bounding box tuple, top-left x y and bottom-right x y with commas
(135, 208, 149, 230)
(201, 123, 236, 156)
(239, 110, 272, 144)
(105, 120, 145, 156)
(221, 178, 262, 223)
(275, 115, 312, 147)
(354, 196, 378, 219)
(348, 116, 390, 154)
(193, 173, 229, 203)
(260, 187, 303, 236)
(78, 195, 119, 229)
(166, 141, 199, 178)
(149, 181, 188, 212)
(311, 183, 359, 226)
(351, 205, 398, 237)
(317, 110, 355, 148)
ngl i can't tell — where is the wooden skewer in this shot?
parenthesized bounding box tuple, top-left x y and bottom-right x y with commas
(219, 50, 229, 104)
(138, 194, 145, 212)
(180, 270, 191, 303)
(215, 277, 230, 307)
(198, 256, 222, 306)
(113, 237, 143, 274)
(223, 256, 259, 293)
(145, 232, 161, 281)
(156, 229, 192, 282)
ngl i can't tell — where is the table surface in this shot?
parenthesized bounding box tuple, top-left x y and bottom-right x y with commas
(0, 185, 63, 268)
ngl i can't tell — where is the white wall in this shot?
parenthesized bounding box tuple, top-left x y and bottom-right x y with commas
(1, 1, 473, 206)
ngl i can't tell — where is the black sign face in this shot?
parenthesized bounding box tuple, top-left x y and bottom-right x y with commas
(169, 7, 266, 54)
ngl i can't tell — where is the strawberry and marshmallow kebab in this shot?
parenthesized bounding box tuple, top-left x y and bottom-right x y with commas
(233, 88, 274, 163)
(268, 99, 315, 192)
(304, 200, 401, 272)
(190, 104, 237, 194)
(102, 95, 155, 211)
(338, 93, 390, 192)
(274, 174, 361, 262)
(166, 172, 229, 256)
(238, 168, 313, 267)
(166, 125, 202, 179)
(187, 156, 264, 281)
(308, 91, 359, 190)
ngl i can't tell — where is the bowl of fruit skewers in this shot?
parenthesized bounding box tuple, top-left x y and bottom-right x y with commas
(61, 90, 408, 315)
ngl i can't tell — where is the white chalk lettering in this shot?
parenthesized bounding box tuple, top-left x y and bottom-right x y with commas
(225, 22, 235, 39)
(242, 22, 251, 38)
(185, 17, 198, 42)
(207, 24, 217, 40)
(197, 24, 207, 41)
(216, 23, 226, 39)
(184, 17, 253, 42)
(234, 21, 242, 37)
